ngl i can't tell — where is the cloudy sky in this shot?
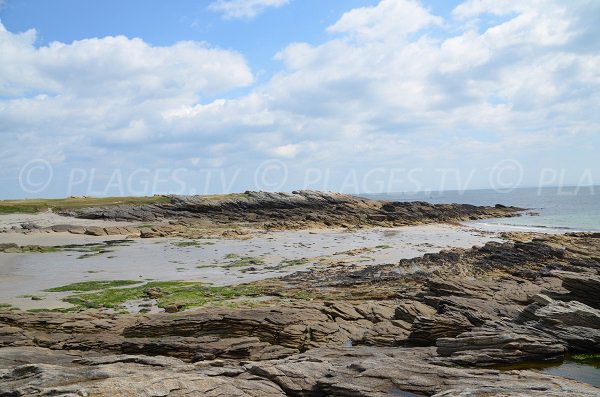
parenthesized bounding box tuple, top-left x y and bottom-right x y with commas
(1, 0, 599, 198)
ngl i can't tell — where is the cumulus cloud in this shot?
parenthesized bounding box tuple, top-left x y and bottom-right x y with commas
(208, 0, 289, 20)
(0, 25, 253, 97)
(1, 0, 599, 196)
(0, 22, 254, 179)
(328, 0, 442, 41)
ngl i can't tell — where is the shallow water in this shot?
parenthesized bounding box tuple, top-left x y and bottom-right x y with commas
(495, 358, 600, 388)
(543, 361, 600, 388)
(0, 224, 499, 309)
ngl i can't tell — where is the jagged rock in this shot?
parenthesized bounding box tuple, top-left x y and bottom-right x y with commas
(248, 347, 599, 397)
(56, 190, 522, 232)
(408, 312, 474, 345)
(517, 295, 600, 352)
(3, 346, 597, 397)
(436, 327, 567, 365)
(553, 271, 600, 309)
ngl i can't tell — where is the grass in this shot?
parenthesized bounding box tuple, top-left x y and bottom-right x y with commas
(0, 303, 13, 309)
(45, 280, 142, 292)
(55, 280, 265, 310)
(0, 195, 172, 214)
(375, 244, 393, 249)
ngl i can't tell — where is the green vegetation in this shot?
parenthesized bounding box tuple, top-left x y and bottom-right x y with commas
(224, 253, 239, 259)
(45, 280, 142, 292)
(0, 195, 172, 214)
(570, 354, 600, 367)
(224, 255, 265, 268)
(27, 307, 80, 313)
(61, 240, 132, 259)
(375, 244, 393, 249)
(280, 258, 310, 267)
(54, 280, 265, 310)
(172, 240, 215, 248)
(0, 303, 13, 309)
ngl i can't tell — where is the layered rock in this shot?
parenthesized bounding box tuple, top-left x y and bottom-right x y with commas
(1, 346, 598, 397)
(56, 190, 522, 230)
(2, 225, 600, 395)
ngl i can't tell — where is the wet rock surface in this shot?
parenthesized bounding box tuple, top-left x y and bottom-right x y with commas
(1, 196, 600, 395)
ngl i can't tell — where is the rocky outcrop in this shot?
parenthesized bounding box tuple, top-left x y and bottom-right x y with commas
(0, 301, 410, 361)
(2, 226, 600, 395)
(1, 346, 598, 397)
(552, 271, 600, 309)
(435, 320, 567, 365)
(56, 190, 522, 231)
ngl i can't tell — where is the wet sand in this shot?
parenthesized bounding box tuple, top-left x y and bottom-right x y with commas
(0, 223, 501, 310)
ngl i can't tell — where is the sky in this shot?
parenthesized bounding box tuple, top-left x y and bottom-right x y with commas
(0, 0, 599, 198)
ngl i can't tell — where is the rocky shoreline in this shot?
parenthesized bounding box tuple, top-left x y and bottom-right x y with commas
(0, 190, 521, 239)
(1, 192, 599, 396)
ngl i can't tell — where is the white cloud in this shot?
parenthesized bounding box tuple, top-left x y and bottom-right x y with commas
(0, 25, 253, 98)
(208, 0, 289, 20)
(328, 0, 442, 41)
(1, 1, 599, 196)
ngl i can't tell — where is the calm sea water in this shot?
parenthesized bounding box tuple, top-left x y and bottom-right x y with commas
(362, 186, 600, 232)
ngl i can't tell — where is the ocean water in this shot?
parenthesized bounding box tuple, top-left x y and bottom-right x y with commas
(362, 186, 600, 232)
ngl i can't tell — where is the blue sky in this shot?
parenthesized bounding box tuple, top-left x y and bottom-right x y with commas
(0, 0, 599, 198)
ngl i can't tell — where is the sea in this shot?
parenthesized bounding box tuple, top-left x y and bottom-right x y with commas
(366, 186, 600, 387)
(363, 186, 600, 232)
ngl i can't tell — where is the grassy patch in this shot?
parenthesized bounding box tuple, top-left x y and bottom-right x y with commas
(45, 280, 142, 292)
(224, 255, 265, 268)
(375, 244, 393, 249)
(0, 303, 13, 309)
(58, 280, 265, 310)
(0, 195, 172, 214)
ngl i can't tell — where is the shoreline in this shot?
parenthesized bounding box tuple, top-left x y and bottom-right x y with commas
(1, 192, 598, 396)
(0, 222, 504, 311)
